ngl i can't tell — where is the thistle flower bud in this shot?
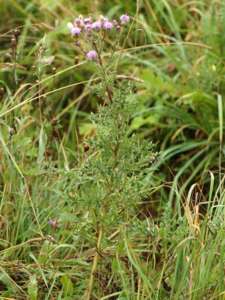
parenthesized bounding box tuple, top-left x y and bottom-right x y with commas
(113, 20, 118, 26)
(84, 23, 92, 32)
(113, 20, 120, 31)
(74, 17, 84, 27)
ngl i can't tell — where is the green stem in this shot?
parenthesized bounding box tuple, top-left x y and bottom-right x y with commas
(84, 224, 103, 300)
(92, 42, 113, 103)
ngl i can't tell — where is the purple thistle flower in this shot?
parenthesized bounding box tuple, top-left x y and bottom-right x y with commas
(71, 26, 81, 36)
(67, 23, 81, 36)
(103, 21, 113, 30)
(91, 20, 102, 30)
(120, 14, 130, 25)
(86, 50, 98, 61)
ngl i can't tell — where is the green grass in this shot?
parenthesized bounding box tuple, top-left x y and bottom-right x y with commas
(0, 0, 225, 299)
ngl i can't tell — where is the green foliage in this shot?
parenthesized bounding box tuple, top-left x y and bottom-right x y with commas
(76, 87, 154, 214)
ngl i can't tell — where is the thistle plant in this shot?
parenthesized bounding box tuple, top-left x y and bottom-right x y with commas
(67, 14, 131, 104)
(1, 3, 225, 299)
(65, 14, 156, 298)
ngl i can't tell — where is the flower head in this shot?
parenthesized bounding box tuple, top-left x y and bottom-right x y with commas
(91, 20, 102, 30)
(120, 14, 130, 25)
(103, 21, 113, 30)
(71, 26, 81, 36)
(67, 23, 81, 36)
(86, 50, 98, 61)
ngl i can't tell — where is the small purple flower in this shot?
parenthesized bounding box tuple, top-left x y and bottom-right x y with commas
(120, 14, 130, 25)
(86, 50, 98, 61)
(67, 23, 81, 36)
(91, 20, 102, 30)
(71, 26, 81, 36)
(103, 21, 113, 30)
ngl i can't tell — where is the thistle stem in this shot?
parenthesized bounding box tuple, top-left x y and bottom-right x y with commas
(92, 42, 113, 103)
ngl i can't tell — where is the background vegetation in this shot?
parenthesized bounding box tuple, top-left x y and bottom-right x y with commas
(0, 0, 225, 299)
